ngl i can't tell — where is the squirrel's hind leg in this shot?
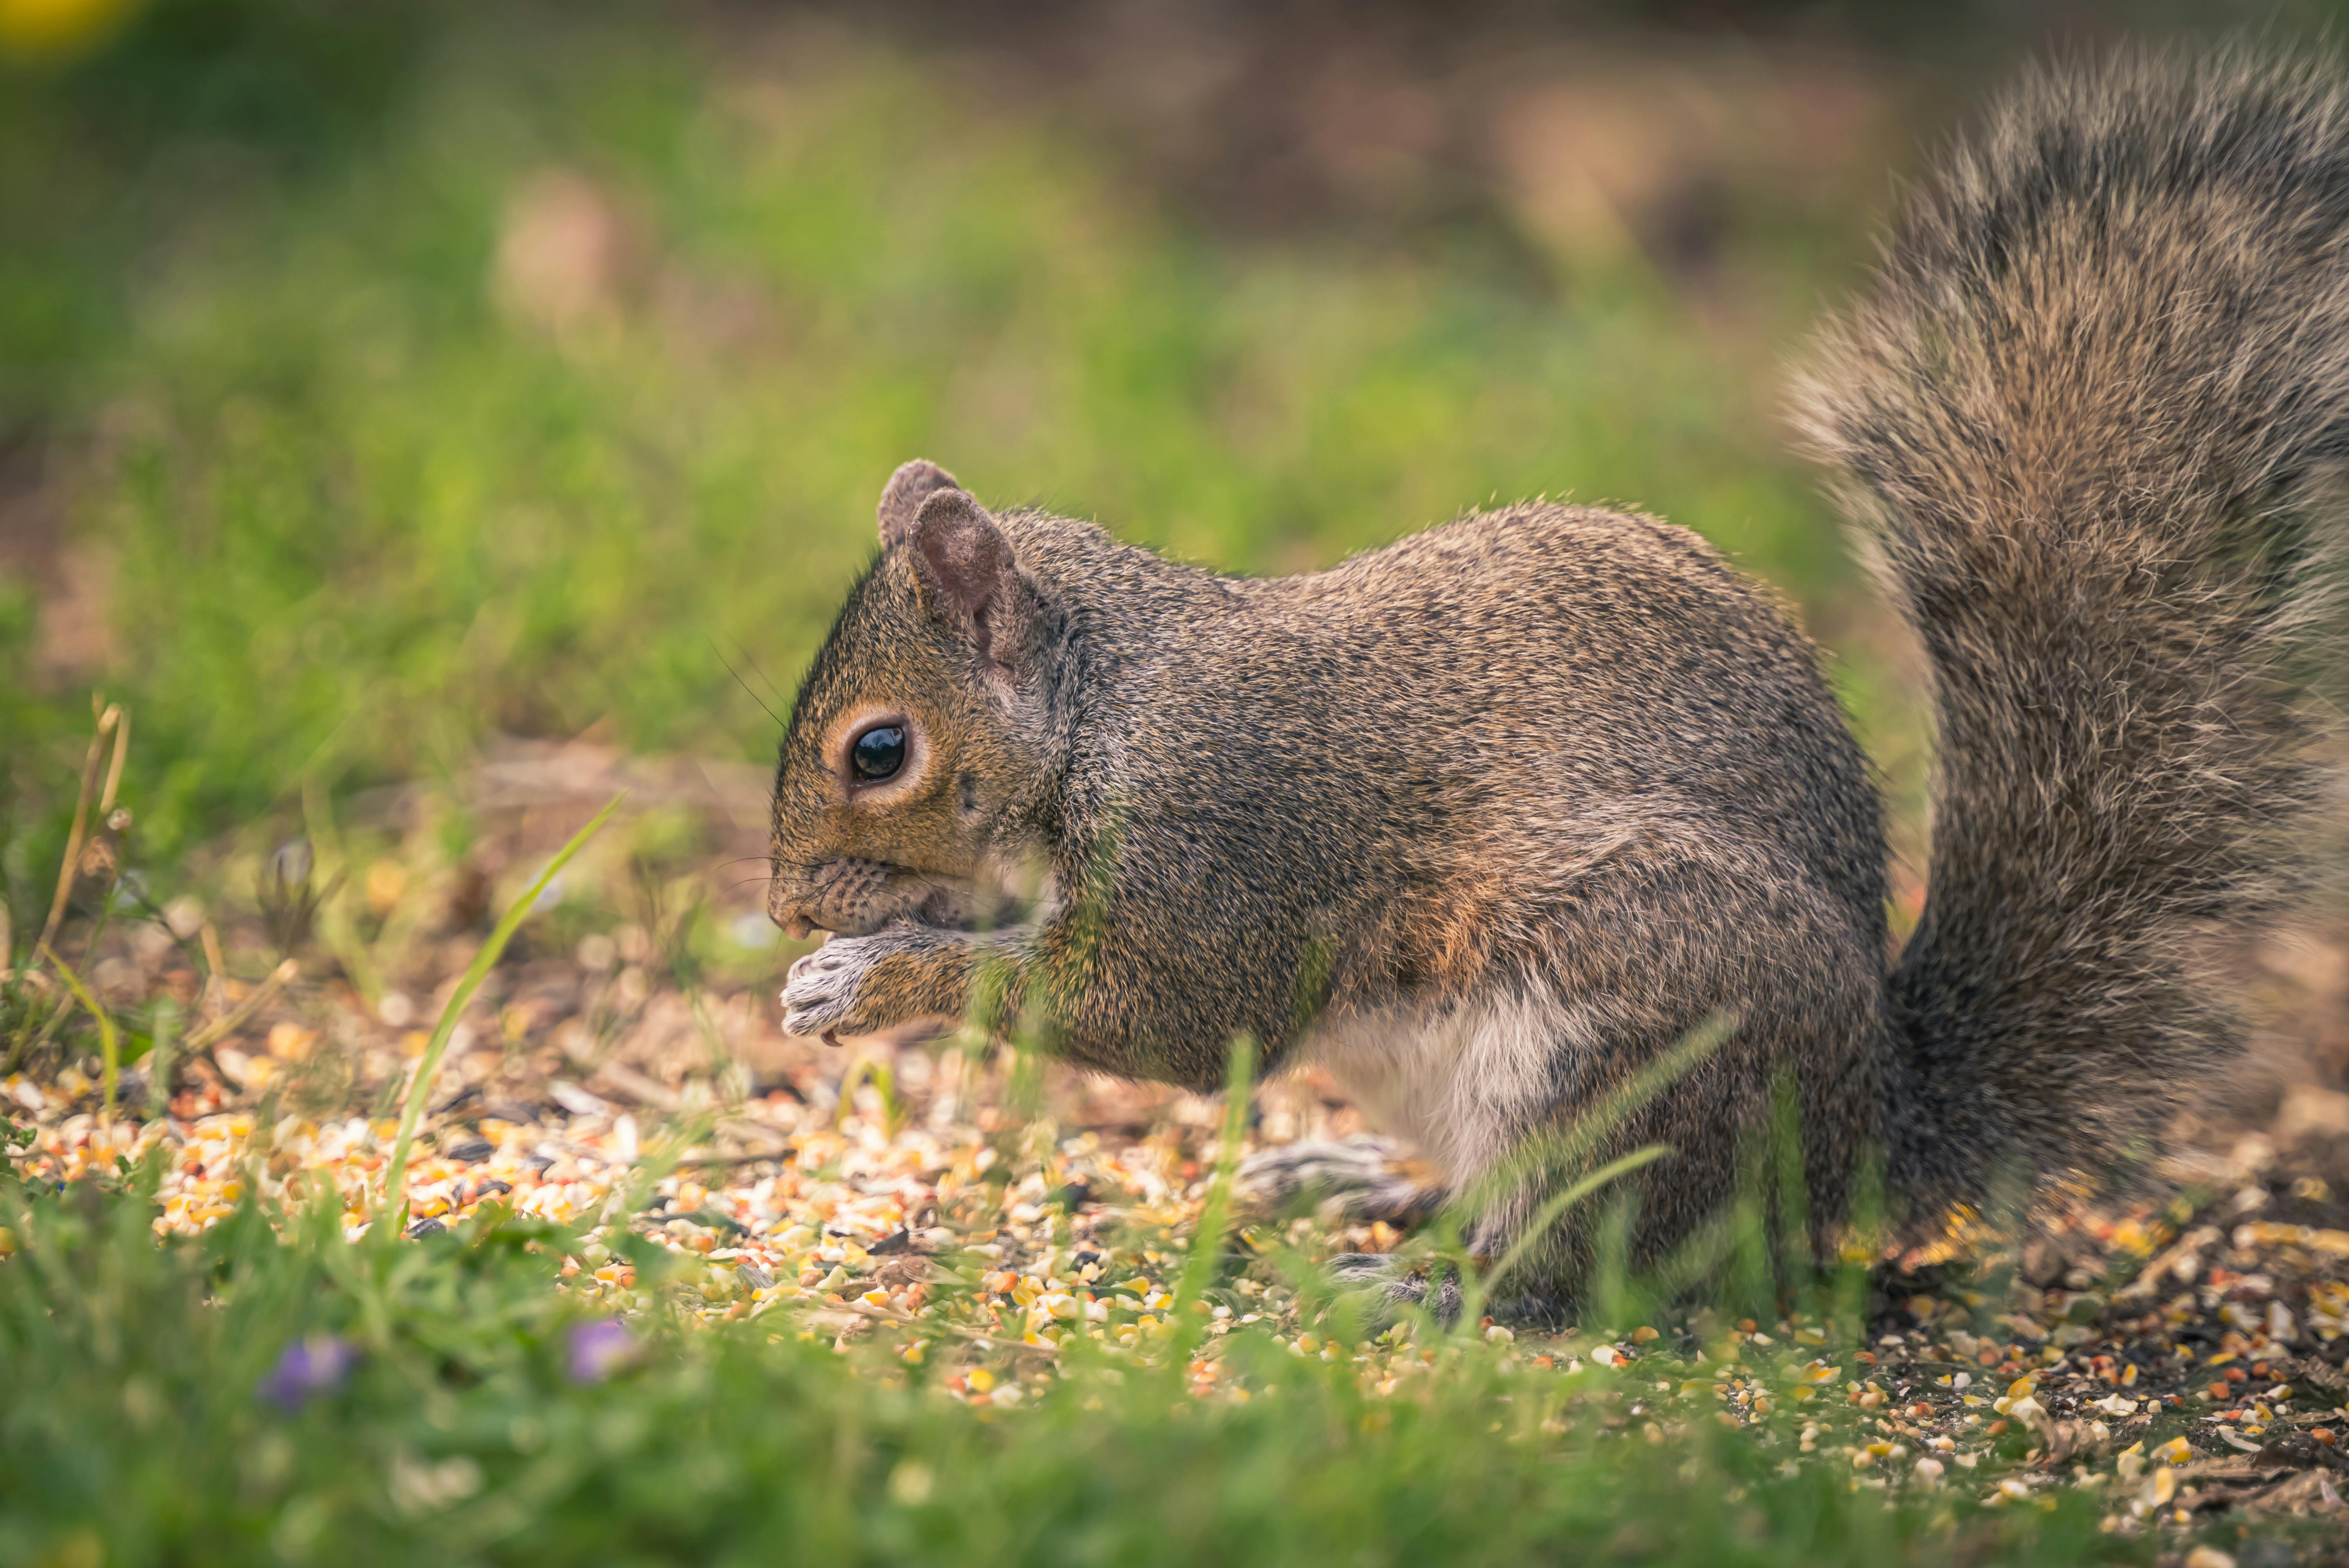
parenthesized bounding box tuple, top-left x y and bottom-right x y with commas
(1328, 1254, 1461, 1324)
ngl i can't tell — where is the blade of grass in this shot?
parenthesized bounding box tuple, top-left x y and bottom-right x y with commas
(1438, 1013, 1732, 1234)
(1172, 1035, 1255, 1356)
(834, 1055, 903, 1137)
(378, 793, 623, 1238)
(180, 958, 299, 1056)
(35, 700, 118, 958)
(146, 1001, 177, 1119)
(1769, 1071, 1814, 1312)
(97, 705, 129, 815)
(38, 943, 119, 1122)
(597, 1108, 719, 1285)
(1424, 1016, 1729, 1332)
(27, 871, 127, 1058)
(301, 772, 383, 1006)
(1467, 1142, 1674, 1321)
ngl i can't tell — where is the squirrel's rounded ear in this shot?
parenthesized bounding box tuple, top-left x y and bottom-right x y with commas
(908, 488, 1037, 679)
(878, 459, 961, 547)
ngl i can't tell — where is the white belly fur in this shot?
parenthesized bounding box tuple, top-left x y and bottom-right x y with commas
(1301, 985, 1590, 1189)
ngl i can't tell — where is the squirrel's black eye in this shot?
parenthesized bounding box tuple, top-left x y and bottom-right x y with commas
(851, 725, 907, 782)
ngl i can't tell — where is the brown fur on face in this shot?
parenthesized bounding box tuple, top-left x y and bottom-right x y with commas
(768, 472, 1057, 939)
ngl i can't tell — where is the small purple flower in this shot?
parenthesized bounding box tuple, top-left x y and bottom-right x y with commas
(566, 1319, 636, 1383)
(259, 1333, 357, 1411)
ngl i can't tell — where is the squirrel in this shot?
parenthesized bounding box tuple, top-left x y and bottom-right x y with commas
(768, 45, 2349, 1314)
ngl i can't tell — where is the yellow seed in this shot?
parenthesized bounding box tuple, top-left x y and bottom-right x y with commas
(266, 1022, 317, 1061)
(966, 1368, 995, 1393)
(365, 859, 407, 913)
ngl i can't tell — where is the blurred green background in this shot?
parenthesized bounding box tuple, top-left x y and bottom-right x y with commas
(2, 0, 2338, 914)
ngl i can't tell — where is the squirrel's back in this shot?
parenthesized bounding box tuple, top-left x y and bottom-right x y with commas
(1798, 45, 2349, 1211)
(1001, 498, 1887, 973)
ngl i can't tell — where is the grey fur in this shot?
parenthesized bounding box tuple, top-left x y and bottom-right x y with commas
(769, 45, 2349, 1305)
(1795, 43, 2349, 1223)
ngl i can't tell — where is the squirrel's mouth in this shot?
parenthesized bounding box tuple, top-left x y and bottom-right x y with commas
(768, 858, 997, 939)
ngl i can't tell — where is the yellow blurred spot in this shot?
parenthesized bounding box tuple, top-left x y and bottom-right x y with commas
(34, 1527, 103, 1568)
(266, 1022, 317, 1061)
(365, 859, 408, 914)
(0, 0, 134, 60)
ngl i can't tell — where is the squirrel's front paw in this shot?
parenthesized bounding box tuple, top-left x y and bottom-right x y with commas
(1237, 1138, 1440, 1225)
(781, 935, 893, 1039)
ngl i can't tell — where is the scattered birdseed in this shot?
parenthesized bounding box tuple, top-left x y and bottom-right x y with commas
(10, 812, 2349, 1554)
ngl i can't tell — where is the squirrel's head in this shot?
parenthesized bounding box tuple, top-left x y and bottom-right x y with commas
(767, 460, 1055, 938)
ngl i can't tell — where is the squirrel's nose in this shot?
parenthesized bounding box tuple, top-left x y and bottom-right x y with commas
(767, 880, 817, 941)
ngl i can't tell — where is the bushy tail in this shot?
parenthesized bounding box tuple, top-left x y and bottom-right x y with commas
(1795, 45, 2349, 1212)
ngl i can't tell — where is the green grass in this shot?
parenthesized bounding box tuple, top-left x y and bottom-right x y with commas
(0, 1149, 2155, 1568)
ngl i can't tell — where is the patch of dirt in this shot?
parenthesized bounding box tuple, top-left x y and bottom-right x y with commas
(0, 431, 117, 679)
